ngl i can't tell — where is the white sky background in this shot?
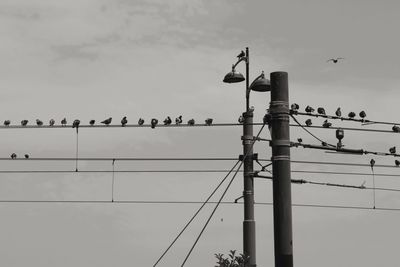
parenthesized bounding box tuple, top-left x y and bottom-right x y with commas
(0, 0, 400, 266)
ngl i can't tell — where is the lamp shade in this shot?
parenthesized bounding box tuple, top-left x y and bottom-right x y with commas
(223, 70, 245, 83)
(249, 76, 271, 92)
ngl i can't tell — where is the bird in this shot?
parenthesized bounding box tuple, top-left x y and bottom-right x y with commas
(72, 119, 80, 128)
(188, 119, 195, 126)
(89, 120, 95, 126)
(305, 105, 315, 113)
(335, 107, 342, 117)
(327, 57, 344, 63)
(238, 115, 244, 124)
(175, 116, 182, 125)
(21, 120, 28, 126)
(359, 111, 366, 119)
(205, 118, 213, 126)
(10, 153, 16, 159)
(389, 146, 396, 154)
(370, 159, 375, 169)
(3, 120, 10, 126)
(395, 160, 400, 167)
(348, 112, 356, 118)
(121, 116, 128, 126)
(392, 125, 400, 133)
(291, 103, 299, 111)
(237, 50, 245, 59)
(61, 118, 67, 126)
(297, 138, 303, 143)
(24, 154, 29, 159)
(151, 118, 158, 128)
(263, 113, 272, 125)
(49, 119, 55, 126)
(138, 118, 145, 125)
(101, 117, 112, 125)
(321, 142, 327, 147)
(317, 107, 326, 115)
(305, 119, 312, 126)
(322, 119, 332, 128)
(163, 116, 172, 125)
(36, 119, 43, 126)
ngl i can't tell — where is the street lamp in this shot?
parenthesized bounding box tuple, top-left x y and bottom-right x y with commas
(223, 47, 270, 267)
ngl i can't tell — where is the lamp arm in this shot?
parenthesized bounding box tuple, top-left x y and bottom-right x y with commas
(232, 56, 248, 70)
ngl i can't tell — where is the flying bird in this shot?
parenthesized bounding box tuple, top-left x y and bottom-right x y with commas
(392, 125, 400, 133)
(237, 50, 245, 59)
(205, 118, 213, 126)
(238, 115, 244, 124)
(335, 107, 342, 117)
(3, 120, 10, 126)
(305, 119, 312, 126)
(348, 112, 356, 119)
(101, 117, 112, 125)
(72, 119, 80, 128)
(10, 153, 16, 159)
(138, 118, 145, 125)
(24, 154, 29, 159)
(121, 116, 128, 126)
(395, 160, 400, 167)
(305, 105, 315, 113)
(389, 146, 396, 154)
(36, 119, 43, 126)
(327, 57, 344, 63)
(322, 119, 332, 128)
(359, 111, 366, 118)
(89, 120, 95, 126)
(151, 118, 158, 128)
(188, 119, 195, 126)
(317, 107, 326, 115)
(49, 119, 55, 126)
(21, 120, 28, 126)
(175, 116, 182, 125)
(163, 116, 172, 125)
(291, 103, 299, 111)
(61, 118, 67, 126)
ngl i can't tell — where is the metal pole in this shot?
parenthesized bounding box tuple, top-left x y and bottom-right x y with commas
(269, 72, 294, 267)
(243, 46, 256, 267)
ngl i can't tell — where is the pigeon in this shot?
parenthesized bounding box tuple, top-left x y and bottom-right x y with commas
(238, 115, 244, 124)
(348, 112, 356, 119)
(61, 118, 67, 126)
(151, 118, 158, 128)
(370, 159, 375, 169)
(317, 107, 326, 115)
(263, 113, 272, 125)
(72, 119, 80, 128)
(21, 120, 28, 126)
(327, 57, 344, 63)
(305, 105, 315, 113)
(36, 119, 43, 126)
(291, 103, 299, 111)
(396, 160, 400, 167)
(175, 116, 182, 125)
(121, 116, 128, 126)
(205, 118, 213, 126)
(321, 142, 327, 147)
(305, 119, 312, 126)
(49, 119, 55, 126)
(389, 146, 396, 154)
(392, 125, 400, 133)
(89, 120, 95, 126)
(322, 119, 332, 128)
(163, 116, 172, 125)
(10, 153, 16, 159)
(138, 118, 145, 125)
(3, 120, 10, 126)
(101, 117, 112, 125)
(188, 119, 195, 126)
(297, 138, 303, 143)
(237, 50, 245, 59)
(359, 111, 366, 118)
(24, 154, 29, 159)
(335, 107, 342, 117)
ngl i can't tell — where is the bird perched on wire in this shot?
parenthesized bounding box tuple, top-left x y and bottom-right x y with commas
(21, 120, 28, 126)
(370, 159, 375, 169)
(392, 125, 400, 133)
(291, 103, 299, 111)
(24, 154, 29, 159)
(61, 118, 67, 126)
(317, 107, 326, 115)
(163, 116, 172, 125)
(297, 138, 303, 143)
(36, 119, 43, 126)
(335, 107, 342, 117)
(89, 120, 95, 126)
(322, 119, 332, 128)
(348, 112, 356, 119)
(238, 115, 244, 124)
(3, 120, 10, 126)
(395, 160, 400, 167)
(175, 116, 182, 125)
(49, 119, 55, 126)
(305, 119, 312, 126)
(72, 119, 80, 128)
(121, 116, 128, 126)
(188, 119, 195, 126)
(205, 118, 213, 126)
(10, 153, 17, 159)
(101, 117, 112, 125)
(151, 118, 158, 128)
(389, 146, 396, 154)
(359, 111, 366, 119)
(237, 50, 245, 59)
(305, 105, 315, 113)
(327, 57, 344, 63)
(138, 118, 145, 125)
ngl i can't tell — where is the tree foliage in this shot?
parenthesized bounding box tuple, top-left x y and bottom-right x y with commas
(214, 250, 249, 267)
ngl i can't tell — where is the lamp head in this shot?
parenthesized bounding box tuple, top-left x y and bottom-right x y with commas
(249, 71, 271, 92)
(223, 65, 245, 83)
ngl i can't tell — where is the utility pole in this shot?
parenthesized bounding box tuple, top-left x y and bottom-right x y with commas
(269, 71, 294, 267)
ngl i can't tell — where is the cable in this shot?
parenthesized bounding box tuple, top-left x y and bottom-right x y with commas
(0, 157, 240, 161)
(0, 170, 245, 174)
(290, 124, 397, 134)
(75, 128, 79, 172)
(111, 159, 115, 202)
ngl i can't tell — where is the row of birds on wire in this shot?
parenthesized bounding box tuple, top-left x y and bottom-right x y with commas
(0, 116, 214, 128)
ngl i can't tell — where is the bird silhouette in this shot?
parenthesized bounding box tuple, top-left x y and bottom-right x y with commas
(205, 118, 213, 126)
(61, 118, 67, 126)
(72, 119, 80, 128)
(305, 105, 315, 113)
(10, 153, 16, 159)
(21, 120, 28, 126)
(389, 146, 396, 154)
(237, 50, 245, 59)
(151, 118, 158, 128)
(327, 57, 344, 63)
(348, 112, 356, 119)
(321, 142, 327, 147)
(3, 120, 10, 126)
(335, 107, 342, 117)
(121, 116, 128, 126)
(392, 125, 400, 133)
(36, 119, 43, 126)
(317, 107, 326, 115)
(238, 115, 244, 124)
(396, 160, 400, 167)
(297, 138, 303, 143)
(291, 103, 299, 111)
(188, 119, 195, 126)
(101, 117, 112, 125)
(322, 119, 332, 128)
(305, 119, 312, 126)
(49, 119, 55, 126)
(359, 111, 366, 118)
(163, 116, 172, 125)
(138, 118, 145, 125)
(175, 116, 182, 125)
(370, 159, 375, 169)
(89, 120, 95, 126)
(24, 154, 29, 159)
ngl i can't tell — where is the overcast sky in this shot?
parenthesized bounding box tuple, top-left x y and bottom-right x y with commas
(1, 1, 400, 266)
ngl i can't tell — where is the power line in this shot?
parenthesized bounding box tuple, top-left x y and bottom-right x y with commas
(0, 157, 240, 161)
